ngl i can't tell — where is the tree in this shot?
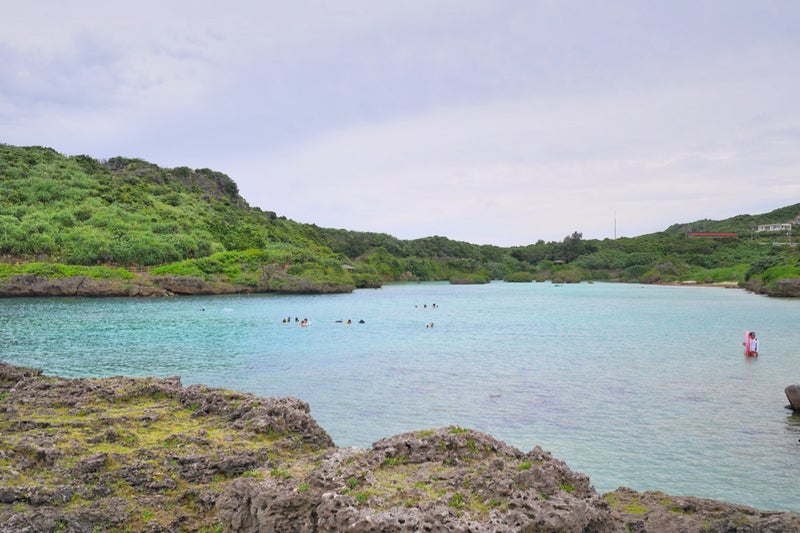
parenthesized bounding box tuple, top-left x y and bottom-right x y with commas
(561, 231, 584, 263)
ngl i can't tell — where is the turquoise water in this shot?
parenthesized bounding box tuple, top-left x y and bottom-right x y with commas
(2, 281, 799, 512)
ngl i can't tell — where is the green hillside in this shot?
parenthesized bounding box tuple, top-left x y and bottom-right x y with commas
(0, 144, 318, 263)
(1, 144, 799, 296)
(663, 204, 800, 237)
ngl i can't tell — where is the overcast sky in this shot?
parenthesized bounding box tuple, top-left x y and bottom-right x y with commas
(2, 1, 798, 245)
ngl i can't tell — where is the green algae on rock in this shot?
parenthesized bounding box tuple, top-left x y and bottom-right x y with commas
(1, 362, 799, 532)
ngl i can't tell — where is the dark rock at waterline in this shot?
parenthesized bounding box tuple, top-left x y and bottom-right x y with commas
(744, 277, 800, 297)
(0, 273, 169, 297)
(1, 362, 799, 532)
(0, 273, 200, 297)
(0, 272, 356, 297)
(786, 384, 800, 411)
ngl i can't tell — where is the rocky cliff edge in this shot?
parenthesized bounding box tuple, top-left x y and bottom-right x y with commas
(1, 362, 797, 532)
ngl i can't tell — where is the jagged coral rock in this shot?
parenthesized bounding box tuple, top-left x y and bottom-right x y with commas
(217, 428, 616, 532)
(2, 363, 800, 532)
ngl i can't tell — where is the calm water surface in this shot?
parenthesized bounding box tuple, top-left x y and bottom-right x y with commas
(2, 281, 799, 512)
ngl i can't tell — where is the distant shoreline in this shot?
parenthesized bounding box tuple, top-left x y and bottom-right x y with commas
(657, 280, 741, 289)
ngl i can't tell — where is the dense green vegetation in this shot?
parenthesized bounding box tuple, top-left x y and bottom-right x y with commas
(1, 143, 799, 295)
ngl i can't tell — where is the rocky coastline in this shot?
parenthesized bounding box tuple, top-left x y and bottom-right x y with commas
(0, 272, 354, 298)
(4, 272, 800, 298)
(1, 362, 798, 532)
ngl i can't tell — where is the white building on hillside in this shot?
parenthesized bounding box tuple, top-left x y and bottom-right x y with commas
(757, 223, 792, 232)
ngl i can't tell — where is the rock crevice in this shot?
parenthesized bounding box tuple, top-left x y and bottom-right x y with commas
(1, 362, 798, 532)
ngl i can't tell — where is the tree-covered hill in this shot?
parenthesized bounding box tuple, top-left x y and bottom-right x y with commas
(1, 143, 799, 296)
(0, 144, 364, 292)
(0, 144, 308, 264)
(662, 203, 800, 237)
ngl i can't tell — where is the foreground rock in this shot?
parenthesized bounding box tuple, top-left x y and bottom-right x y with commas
(1, 363, 799, 532)
(217, 430, 612, 532)
(787, 384, 800, 411)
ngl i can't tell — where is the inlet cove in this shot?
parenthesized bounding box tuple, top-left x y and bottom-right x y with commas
(2, 281, 800, 531)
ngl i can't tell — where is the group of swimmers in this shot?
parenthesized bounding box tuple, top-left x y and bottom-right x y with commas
(280, 303, 440, 329)
(282, 317, 310, 326)
(419, 303, 437, 328)
(281, 317, 365, 326)
(417, 303, 437, 328)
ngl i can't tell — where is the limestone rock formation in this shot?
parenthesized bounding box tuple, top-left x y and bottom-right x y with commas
(786, 384, 800, 411)
(0, 271, 357, 297)
(217, 428, 615, 532)
(1, 362, 799, 532)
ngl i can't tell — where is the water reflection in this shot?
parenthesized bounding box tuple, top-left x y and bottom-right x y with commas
(786, 411, 800, 445)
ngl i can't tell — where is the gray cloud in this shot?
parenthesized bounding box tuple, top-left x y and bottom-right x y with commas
(2, 1, 799, 245)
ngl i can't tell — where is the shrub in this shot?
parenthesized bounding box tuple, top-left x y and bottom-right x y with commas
(449, 273, 490, 284)
(504, 271, 534, 282)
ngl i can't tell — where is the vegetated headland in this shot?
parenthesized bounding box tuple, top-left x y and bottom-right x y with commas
(1, 143, 800, 298)
(2, 362, 799, 532)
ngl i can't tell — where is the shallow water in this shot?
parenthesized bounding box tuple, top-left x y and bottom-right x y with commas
(2, 281, 799, 511)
